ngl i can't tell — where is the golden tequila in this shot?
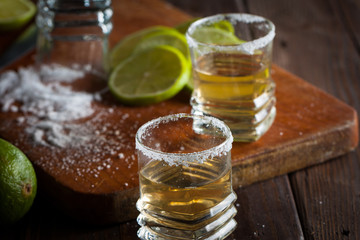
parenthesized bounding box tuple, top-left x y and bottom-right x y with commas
(137, 157, 237, 239)
(135, 113, 236, 240)
(187, 13, 276, 142)
(191, 52, 276, 142)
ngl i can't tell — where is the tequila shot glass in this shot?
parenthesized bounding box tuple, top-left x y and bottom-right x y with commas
(136, 113, 237, 240)
(186, 13, 276, 142)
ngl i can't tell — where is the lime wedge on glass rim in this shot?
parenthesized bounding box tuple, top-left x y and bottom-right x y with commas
(175, 18, 234, 35)
(212, 20, 235, 33)
(183, 24, 245, 91)
(108, 45, 190, 106)
(190, 27, 245, 45)
(174, 18, 200, 34)
(109, 26, 175, 70)
(0, 0, 36, 31)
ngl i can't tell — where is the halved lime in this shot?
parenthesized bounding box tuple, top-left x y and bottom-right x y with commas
(109, 45, 190, 105)
(190, 27, 245, 45)
(109, 26, 175, 70)
(0, 0, 36, 31)
(134, 29, 190, 59)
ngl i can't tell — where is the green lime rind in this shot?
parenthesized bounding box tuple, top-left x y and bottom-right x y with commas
(191, 27, 245, 45)
(175, 19, 234, 35)
(0, 0, 36, 31)
(174, 18, 200, 34)
(134, 29, 190, 60)
(109, 45, 190, 106)
(109, 26, 175, 71)
(0, 138, 37, 225)
(211, 20, 235, 33)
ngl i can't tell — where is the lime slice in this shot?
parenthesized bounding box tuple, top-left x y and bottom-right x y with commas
(134, 29, 190, 59)
(0, 0, 36, 31)
(109, 45, 190, 105)
(191, 27, 245, 45)
(109, 26, 174, 70)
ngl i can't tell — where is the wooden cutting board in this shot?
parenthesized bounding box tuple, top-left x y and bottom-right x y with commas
(0, 0, 358, 225)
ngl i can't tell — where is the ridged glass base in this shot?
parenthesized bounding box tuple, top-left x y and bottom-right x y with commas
(191, 91, 276, 142)
(136, 192, 237, 240)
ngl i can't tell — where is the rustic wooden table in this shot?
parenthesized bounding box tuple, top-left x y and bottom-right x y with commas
(1, 0, 359, 239)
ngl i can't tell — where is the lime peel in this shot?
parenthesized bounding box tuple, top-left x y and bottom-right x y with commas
(0, 138, 37, 225)
(0, 0, 36, 31)
(109, 26, 175, 70)
(134, 29, 190, 60)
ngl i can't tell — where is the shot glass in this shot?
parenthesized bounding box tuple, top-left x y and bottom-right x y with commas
(135, 113, 237, 240)
(186, 13, 276, 142)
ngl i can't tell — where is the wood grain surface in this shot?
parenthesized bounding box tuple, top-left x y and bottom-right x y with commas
(1, 0, 359, 238)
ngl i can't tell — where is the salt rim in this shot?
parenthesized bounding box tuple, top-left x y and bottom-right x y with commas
(186, 13, 275, 54)
(135, 113, 233, 166)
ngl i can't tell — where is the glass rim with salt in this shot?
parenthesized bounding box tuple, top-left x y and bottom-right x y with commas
(186, 13, 276, 54)
(135, 113, 233, 167)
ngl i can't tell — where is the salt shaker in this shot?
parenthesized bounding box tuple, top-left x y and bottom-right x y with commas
(36, 0, 113, 75)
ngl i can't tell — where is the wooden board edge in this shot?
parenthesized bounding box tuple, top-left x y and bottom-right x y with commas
(232, 110, 358, 188)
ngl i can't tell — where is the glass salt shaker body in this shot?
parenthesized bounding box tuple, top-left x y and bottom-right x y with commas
(36, 0, 113, 74)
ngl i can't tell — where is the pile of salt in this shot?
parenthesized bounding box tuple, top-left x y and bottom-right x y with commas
(0, 64, 99, 147)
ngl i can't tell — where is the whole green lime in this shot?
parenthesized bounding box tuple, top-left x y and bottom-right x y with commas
(0, 138, 37, 225)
